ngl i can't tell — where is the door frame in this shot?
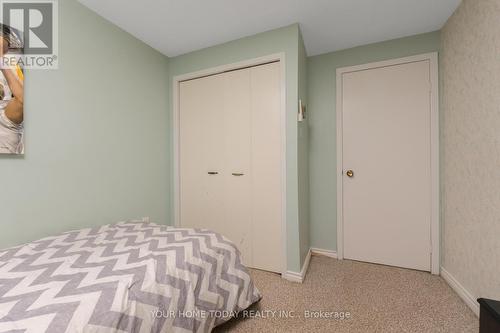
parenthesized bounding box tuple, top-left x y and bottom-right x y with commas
(335, 52, 440, 275)
(172, 53, 287, 275)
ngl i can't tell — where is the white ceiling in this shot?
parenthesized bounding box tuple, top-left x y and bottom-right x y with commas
(78, 0, 460, 57)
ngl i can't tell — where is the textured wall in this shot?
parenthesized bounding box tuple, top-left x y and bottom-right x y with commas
(307, 32, 441, 251)
(441, 0, 500, 300)
(0, 0, 170, 248)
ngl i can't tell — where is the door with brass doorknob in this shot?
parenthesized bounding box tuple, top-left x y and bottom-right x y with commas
(340, 58, 433, 273)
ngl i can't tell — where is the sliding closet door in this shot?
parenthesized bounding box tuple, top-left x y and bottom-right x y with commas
(250, 62, 282, 272)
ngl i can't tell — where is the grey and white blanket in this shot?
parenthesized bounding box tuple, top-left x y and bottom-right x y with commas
(0, 220, 261, 332)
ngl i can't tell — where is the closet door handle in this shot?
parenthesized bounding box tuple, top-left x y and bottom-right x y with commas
(208, 172, 219, 175)
(232, 173, 244, 176)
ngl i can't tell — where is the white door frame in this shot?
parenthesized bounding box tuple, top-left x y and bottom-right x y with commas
(335, 52, 440, 275)
(172, 53, 288, 275)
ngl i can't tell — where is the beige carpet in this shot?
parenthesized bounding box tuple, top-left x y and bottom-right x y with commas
(215, 255, 478, 333)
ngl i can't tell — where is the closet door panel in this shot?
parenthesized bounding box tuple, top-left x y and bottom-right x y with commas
(221, 69, 253, 266)
(179, 62, 283, 273)
(250, 62, 282, 272)
(179, 75, 225, 232)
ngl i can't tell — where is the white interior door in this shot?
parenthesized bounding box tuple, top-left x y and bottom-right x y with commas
(179, 74, 225, 234)
(179, 62, 282, 273)
(221, 68, 253, 265)
(250, 62, 283, 272)
(341, 60, 432, 272)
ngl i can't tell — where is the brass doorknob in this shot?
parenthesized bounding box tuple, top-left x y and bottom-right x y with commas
(346, 170, 354, 178)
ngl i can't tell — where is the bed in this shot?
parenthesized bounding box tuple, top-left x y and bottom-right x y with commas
(0, 220, 261, 332)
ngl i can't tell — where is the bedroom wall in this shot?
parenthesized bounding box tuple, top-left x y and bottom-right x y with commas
(307, 31, 441, 252)
(297, 30, 310, 266)
(0, 0, 170, 248)
(167, 24, 304, 272)
(441, 0, 500, 302)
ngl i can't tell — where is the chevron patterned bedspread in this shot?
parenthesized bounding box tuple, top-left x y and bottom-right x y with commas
(0, 220, 261, 333)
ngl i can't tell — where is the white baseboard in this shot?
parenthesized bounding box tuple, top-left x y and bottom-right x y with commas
(311, 248, 338, 259)
(283, 249, 311, 283)
(282, 270, 302, 283)
(441, 267, 479, 317)
(282, 248, 338, 283)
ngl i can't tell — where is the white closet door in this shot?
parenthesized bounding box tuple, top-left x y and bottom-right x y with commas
(221, 69, 253, 265)
(250, 62, 283, 272)
(179, 62, 283, 273)
(179, 75, 225, 233)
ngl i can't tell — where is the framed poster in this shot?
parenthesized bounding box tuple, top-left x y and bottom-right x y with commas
(0, 23, 24, 154)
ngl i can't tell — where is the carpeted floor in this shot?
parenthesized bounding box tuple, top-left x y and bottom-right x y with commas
(215, 255, 478, 333)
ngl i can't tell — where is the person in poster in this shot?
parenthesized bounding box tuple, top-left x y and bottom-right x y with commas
(0, 24, 24, 154)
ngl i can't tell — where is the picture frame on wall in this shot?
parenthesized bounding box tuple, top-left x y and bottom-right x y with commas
(0, 23, 24, 155)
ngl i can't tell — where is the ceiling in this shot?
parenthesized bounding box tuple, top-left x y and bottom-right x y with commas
(78, 0, 461, 57)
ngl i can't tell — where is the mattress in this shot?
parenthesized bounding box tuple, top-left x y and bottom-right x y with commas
(0, 220, 261, 332)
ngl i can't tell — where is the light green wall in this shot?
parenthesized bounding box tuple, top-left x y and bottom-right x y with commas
(0, 0, 170, 248)
(297, 30, 310, 267)
(307, 31, 441, 251)
(167, 24, 303, 272)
